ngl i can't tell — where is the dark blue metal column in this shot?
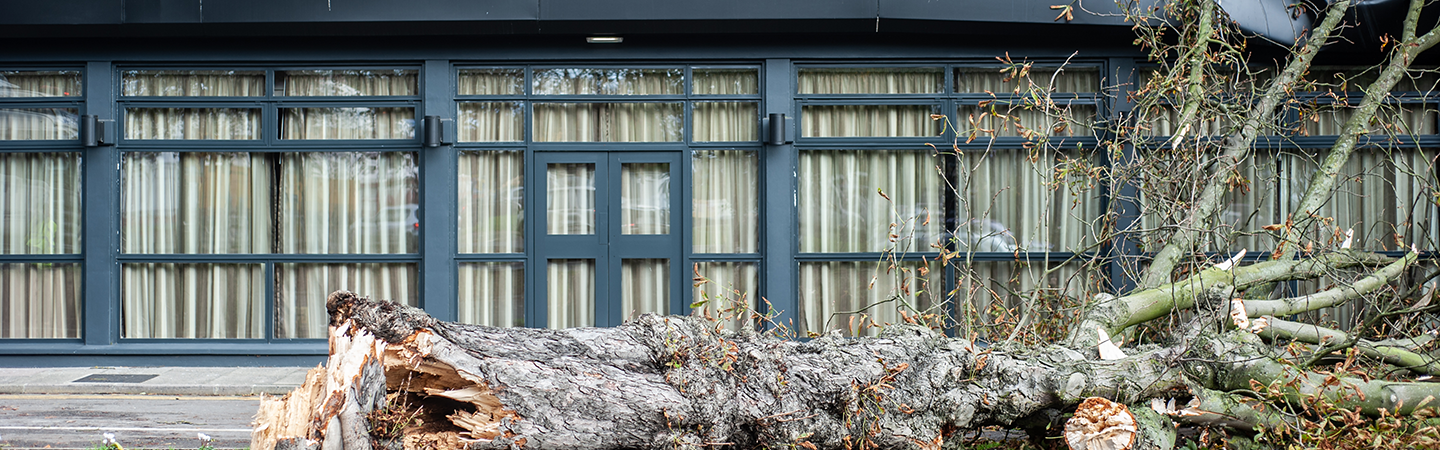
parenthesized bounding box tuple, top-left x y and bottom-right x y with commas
(83, 61, 117, 346)
(421, 59, 458, 321)
(1105, 58, 1141, 294)
(762, 59, 798, 333)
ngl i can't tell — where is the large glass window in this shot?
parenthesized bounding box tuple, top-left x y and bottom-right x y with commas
(118, 68, 421, 339)
(796, 64, 1102, 336)
(0, 69, 83, 339)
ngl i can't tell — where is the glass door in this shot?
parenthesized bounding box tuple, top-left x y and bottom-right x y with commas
(533, 151, 683, 328)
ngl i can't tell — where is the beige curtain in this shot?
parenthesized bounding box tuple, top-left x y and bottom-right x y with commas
(533, 69, 683, 95)
(547, 259, 594, 328)
(547, 163, 595, 235)
(1, 71, 81, 98)
(693, 69, 758, 95)
(621, 163, 669, 235)
(1, 263, 80, 338)
(691, 262, 759, 331)
(1140, 105, 1232, 137)
(953, 262, 1090, 341)
(798, 149, 944, 253)
(798, 68, 942, 94)
(693, 150, 758, 253)
(458, 69, 524, 96)
(1138, 151, 1280, 252)
(458, 151, 524, 253)
(798, 260, 941, 337)
(121, 152, 270, 338)
(121, 71, 264, 97)
(280, 70, 417, 96)
(281, 107, 414, 140)
(0, 108, 78, 140)
(276, 263, 417, 338)
(954, 67, 1099, 94)
(694, 102, 758, 142)
(125, 108, 261, 140)
(621, 259, 669, 319)
(957, 105, 1095, 138)
(458, 102, 523, 142)
(458, 262, 524, 327)
(1302, 103, 1437, 136)
(955, 149, 1098, 253)
(534, 102, 682, 142)
(801, 105, 936, 138)
(0, 152, 81, 338)
(1284, 148, 1440, 251)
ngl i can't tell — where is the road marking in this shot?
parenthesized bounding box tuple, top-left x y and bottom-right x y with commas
(0, 426, 252, 432)
(0, 394, 257, 400)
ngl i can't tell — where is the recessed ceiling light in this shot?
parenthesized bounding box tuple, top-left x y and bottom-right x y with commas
(586, 36, 624, 44)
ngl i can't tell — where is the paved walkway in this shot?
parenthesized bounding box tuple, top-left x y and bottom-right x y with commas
(0, 366, 312, 449)
(0, 366, 311, 396)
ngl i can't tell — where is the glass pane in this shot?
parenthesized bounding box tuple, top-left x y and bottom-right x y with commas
(277, 69, 418, 96)
(801, 105, 938, 138)
(458, 102, 523, 142)
(1299, 103, 1437, 136)
(458, 262, 524, 327)
(956, 104, 1096, 138)
(953, 261, 1091, 342)
(533, 68, 683, 95)
(458, 69, 524, 95)
(547, 259, 594, 328)
(547, 163, 595, 235)
(125, 108, 262, 140)
(121, 70, 265, 97)
(693, 150, 757, 253)
(274, 263, 417, 338)
(0, 263, 81, 338)
(954, 150, 1099, 253)
(280, 107, 415, 139)
(1138, 104, 1230, 137)
(798, 68, 943, 94)
(1306, 67, 1440, 93)
(0, 71, 81, 97)
(121, 263, 263, 338)
(798, 260, 941, 337)
(277, 152, 419, 254)
(621, 163, 670, 235)
(693, 69, 759, 95)
(693, 101, 758, 142)
(459, 151, 524, 253)
(122, 152, 273, 254)
(1, 153, 81, 255)
(533, 102, 683, 142)
(692, 261, 758, 330)
(0, 108, 78, 140)
(955, 67, 1099, 94)
(798, 149, 944, 253)
(1283, 148, 1440, 252)
(622, 259, 669, 319)
(1138, 150, 1278, 253)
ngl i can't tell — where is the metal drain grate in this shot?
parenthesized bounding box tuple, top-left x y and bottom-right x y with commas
(73, 374, 158, 383)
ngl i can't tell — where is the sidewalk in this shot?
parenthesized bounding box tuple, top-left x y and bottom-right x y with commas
(0, 366, 311, 396)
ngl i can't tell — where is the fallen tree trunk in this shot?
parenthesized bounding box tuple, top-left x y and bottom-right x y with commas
(252, 290, 1440, 450)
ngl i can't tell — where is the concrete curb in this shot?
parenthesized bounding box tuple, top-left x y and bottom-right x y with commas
(0, 366, 309, 397)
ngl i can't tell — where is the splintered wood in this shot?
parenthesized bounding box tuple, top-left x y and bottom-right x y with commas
(1065, 397, 1138, 450)
(252, 291, 521, 450)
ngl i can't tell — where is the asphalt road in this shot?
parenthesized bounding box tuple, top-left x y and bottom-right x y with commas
(0, 394, 259, 449)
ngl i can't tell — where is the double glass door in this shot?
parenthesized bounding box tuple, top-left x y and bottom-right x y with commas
(533, 151, 683, 328)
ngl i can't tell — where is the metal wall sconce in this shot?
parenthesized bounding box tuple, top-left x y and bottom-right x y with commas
(764, 113, 791, 145)
(80, 115, 114, 147)
(422, 115, 454, 148)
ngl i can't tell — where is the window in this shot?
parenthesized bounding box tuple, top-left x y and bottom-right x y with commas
(796, 64, 1102, 337)
(454, 65, 762, 329)
(0, 69, 83, 339)
(118, 68, 420, 339)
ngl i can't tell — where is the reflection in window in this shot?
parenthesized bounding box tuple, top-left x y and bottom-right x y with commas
(458, 102, 523, 142)
(0, 71, 81, 98)
(280, 107, 415, 139)
(126, 108, 261, 140)
(534, 103, 683, 142)
(277, 70, 418, 96)
(0, 108, 78, 140)
(1, 152, 81, 255)
(533, 69, 683, 95)
(954, 149, 1097, 253)
(0, 263, 81, 338)
(122, 71, 264, 97)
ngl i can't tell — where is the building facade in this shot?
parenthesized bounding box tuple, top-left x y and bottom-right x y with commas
(1, 0, 1435, 364)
